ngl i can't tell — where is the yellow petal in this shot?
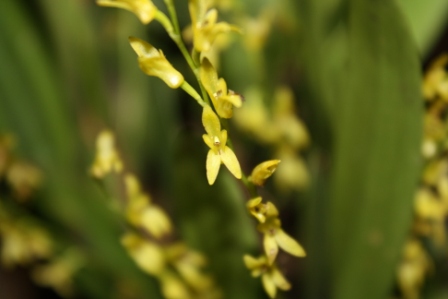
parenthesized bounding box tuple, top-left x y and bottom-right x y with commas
(200, 58, 219, 99)
(275, 229, 306, 257)
(140, 205, 172, 238)
(262, 273, 277, 298)
(271, 268, 291, 290)
(264, 234, 278, 265)
(221, 146, 241, 179)
(202, 105, 221, 137)
(206, 150, 221, 185)
(129, 37, 184, 89)
(97, 0, 157, 24)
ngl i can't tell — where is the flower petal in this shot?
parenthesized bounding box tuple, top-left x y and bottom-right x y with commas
(271, 267, 291, 290)
(264, 234, 278, 265)
(200, 58, 219, 98)
(206, 150, 221, 185)
(202, 105, 221, 137)
(97, 0, 157, 24)
(262, 273, 277, 298)
(275, 229, 306, 257)
(221, 146, 241, 179)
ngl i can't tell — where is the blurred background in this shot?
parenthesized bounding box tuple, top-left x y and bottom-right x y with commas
(0, 0, 448, 298)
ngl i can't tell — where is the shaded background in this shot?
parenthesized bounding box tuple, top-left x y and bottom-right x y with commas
(0, 0, 448, 298)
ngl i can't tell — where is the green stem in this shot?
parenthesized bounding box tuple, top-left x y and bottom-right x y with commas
(181, 81, 206, 107)
(163, 0, 181, 34)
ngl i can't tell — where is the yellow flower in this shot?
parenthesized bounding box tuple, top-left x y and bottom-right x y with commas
(397, 239, 432, 299)
(243, 254, 291, 298)
(188, 0, 240, 53)
(124, 174, 172, 238)
(202, 105, 241, 185)
(257, 217, 306, 264)
(246, 197, 278, 223)
(90, 130, 123, 178)
(32, 249, 83, 298)
(121, 233, 165, 275)
(166, 243, 213, 292)
(423, 54, 448, 100)
(274, 146, 309, 192)
(6, 161, 42, 201)
(200, 58, 243, 118)
(97, 0, 157, 24)
(129, 37, 184, 89)
(249, 160, 281, 186)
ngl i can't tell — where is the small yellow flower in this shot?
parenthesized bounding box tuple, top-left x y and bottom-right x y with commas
(124, 174, 172, 238)
(97, 0, 157, 24)
(32, 249, 83, 298)
(397, 239, 432, 299)
(423, 54, 448, 100)
(249, 160, 281, 186)
(200, 58, 243, 119)
(274, 146, 309, 192)
(188, 0, 240, 53)
(129, 37, 184, 89)
(90, 130, 123, 178)
(6, 161, 42, 200)
(243, 254, 291, 298)
(121, 233, 165, 275)
(257, 217, 306, 264)
(246, 197, 278, 223)
(202, 105, 241, 184)
(166, 243, 213, 292)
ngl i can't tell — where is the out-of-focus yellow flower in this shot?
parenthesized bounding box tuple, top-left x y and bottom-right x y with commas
(414, 188, 445, 221)
(124, 173, 172, 238)
(423, 54, 448, 101)
(7, 161, 42, 200)
(189, 0, 239, 53)
(249, 160, 281, 186)
(397, 239, 432, 299)
(243, 254, 291, 298)
(166, 243, 213, 292)
(257, 217, 306, 264)
(272, 87, 310, 149)
(0, 219, 53, 267)
(202, 105, 241, 184)
(129, 37, 184, 89)
(121, 233, 165, 275)
(246, 197, 278, 223)
(200, 58, 243, 119)
(233, 87, 274, 138)
(274, 146, 309, 192)
(97, 0, 157, 24)
(159, 271, 191, 299)
(241, 9, 274, 52)
(91, 130, 123, 178)
(32, 249, 83, 297)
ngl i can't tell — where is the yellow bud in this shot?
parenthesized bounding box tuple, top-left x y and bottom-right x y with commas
(97, 0, 157, 24)
(129, 37, 184, 89)
(249, 160, 281, 186)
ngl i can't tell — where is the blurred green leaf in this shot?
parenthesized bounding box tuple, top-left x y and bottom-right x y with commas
(329, 1, 423, 299)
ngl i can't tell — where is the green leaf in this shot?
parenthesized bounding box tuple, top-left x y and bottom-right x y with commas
(397, 0, 448, 55)
(329, 1, 423, 299)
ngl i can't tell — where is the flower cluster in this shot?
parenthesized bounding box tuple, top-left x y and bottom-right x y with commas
(0, 134, 83, 297)
(396, 55, 448, 299)
(96, 0, 308, 298)
(244, 162, 306, 298)
(91, 130, 220, 299)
